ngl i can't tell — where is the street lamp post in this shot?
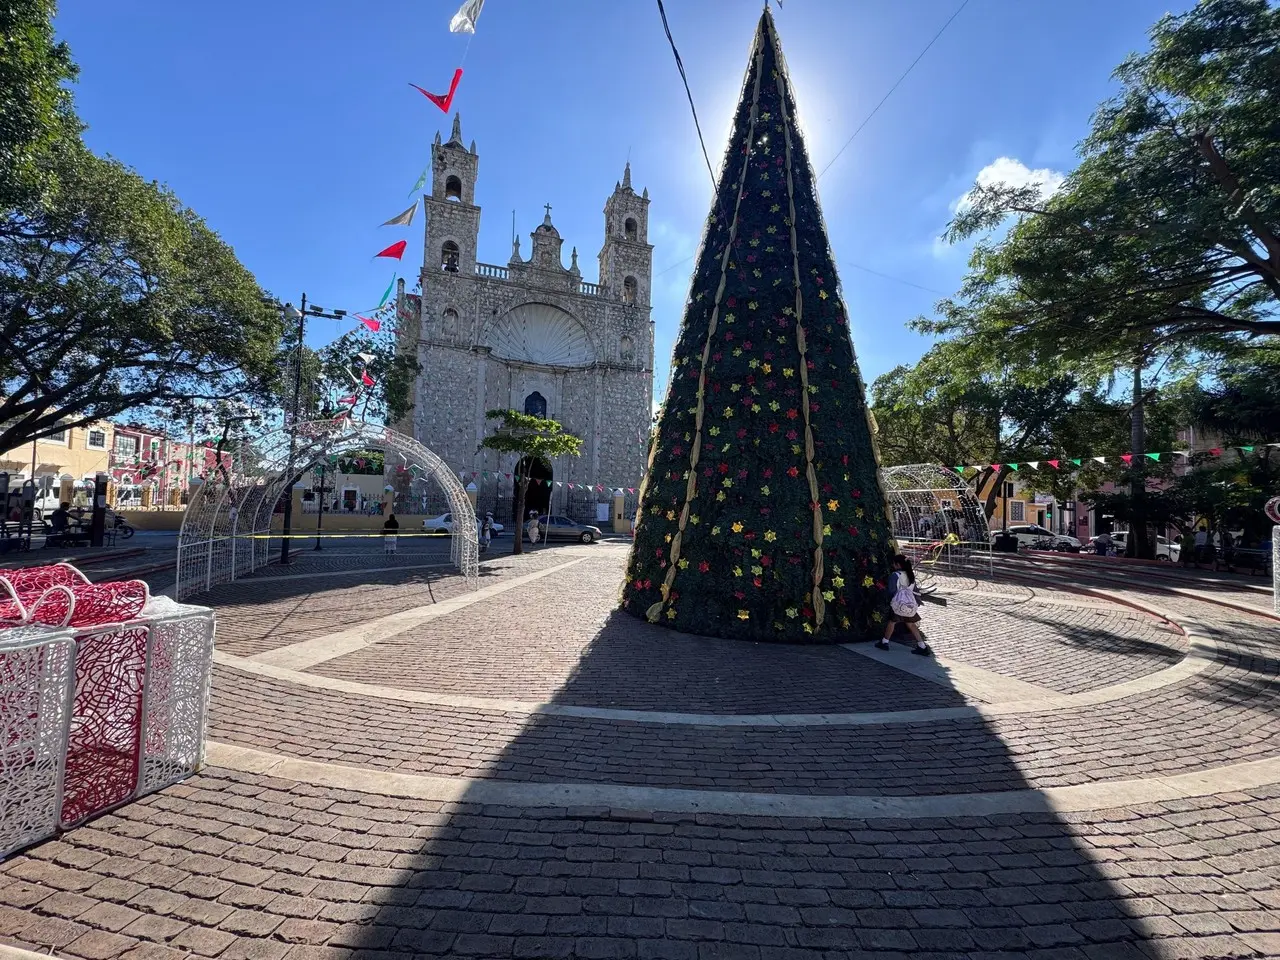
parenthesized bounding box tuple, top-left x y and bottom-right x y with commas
(314, 461, 328, 550)
(279, 296, 347, 565)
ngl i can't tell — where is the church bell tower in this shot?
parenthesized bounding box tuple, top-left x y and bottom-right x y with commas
(598, 162, 653, 307)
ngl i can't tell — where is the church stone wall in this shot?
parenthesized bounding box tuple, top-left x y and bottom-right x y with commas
(403, 116, 654, 521)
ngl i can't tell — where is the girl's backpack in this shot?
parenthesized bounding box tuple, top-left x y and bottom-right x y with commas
(889, 572, 919, 618)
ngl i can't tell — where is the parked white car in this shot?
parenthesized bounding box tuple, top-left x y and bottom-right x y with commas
(422, 512, 503, 534)
(1091, 531, 1180, 561)
(991, 524, 1082, 552)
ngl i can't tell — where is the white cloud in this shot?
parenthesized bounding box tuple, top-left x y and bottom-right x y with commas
(930, 157, 1067, 259)
(952, 156, 1066, 214)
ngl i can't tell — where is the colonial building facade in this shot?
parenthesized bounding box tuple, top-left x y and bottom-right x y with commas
(396, 114, 654, 520)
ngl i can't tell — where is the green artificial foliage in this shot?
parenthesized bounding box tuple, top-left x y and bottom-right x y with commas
(622, 9, 894, 643)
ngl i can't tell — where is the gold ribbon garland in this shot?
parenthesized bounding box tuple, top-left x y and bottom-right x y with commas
(773, 42, 825, 628)
(646, 37, 768, 624)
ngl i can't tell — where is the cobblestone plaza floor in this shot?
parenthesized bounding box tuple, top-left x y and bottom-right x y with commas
(2, 539, 1279, 959)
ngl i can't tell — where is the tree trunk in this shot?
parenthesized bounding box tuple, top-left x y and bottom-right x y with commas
(1128, 359, 1153, 560)
(981, 466, 1008, 522)
(512, 473, 527, 555)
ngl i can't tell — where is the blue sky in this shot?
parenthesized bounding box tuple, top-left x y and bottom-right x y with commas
(56, 0, 1183, 404)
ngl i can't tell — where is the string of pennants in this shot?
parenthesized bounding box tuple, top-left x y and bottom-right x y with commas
(328, 2, 486, 428)
(954, 441, 1280, 476)
(462, 471, 638, 496)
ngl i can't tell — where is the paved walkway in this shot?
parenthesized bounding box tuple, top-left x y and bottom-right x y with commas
(2, 541, 1279, 959)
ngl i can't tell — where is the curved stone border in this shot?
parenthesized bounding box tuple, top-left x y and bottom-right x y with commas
(205, 741, 1280, 819)
(212, 589, 1218, 728)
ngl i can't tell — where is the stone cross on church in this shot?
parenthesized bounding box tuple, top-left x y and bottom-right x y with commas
(395, 114, 655, 523)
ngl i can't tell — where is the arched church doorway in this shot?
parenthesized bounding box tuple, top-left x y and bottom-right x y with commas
(516, 456, 552, 523)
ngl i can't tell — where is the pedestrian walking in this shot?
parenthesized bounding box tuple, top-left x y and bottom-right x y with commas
(1215, 530, 1235, 573)
(1179, 529, 1195, 568)
(1194, 526, 1209, 567)
(382, 513, 399, 554)
(876, 554, 931, 656)
(479, 512, 494, 553)
(526, 509, 541, 546)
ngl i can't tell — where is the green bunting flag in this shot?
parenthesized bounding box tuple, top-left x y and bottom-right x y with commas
(1241, 445, 1255, 452)
(377, 274, 397, 309)
(1070, 458, 1082, 466)
(1145, 452, 1160, 461)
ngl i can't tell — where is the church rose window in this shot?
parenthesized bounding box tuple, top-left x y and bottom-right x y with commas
(441, 241, 460, 273)
(623, 276, 638, 305)
(524, 392, 547, 418)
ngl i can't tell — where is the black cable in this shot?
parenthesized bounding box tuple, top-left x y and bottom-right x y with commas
(818, 0, 972, 180)
(655, 0, 719, 193)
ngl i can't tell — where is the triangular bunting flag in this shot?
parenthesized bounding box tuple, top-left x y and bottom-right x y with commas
(1047, 460, 1060, 469)
(1008, 463, 1019, 471)
(1144, 452, 1161, 461)
(449, 0, 485, 33)
(1027, 462, 1039, 470)
(1173, 450, 1191, 458)
(410, 69, 463, 114)
(356, 314, 381, 333)
(990, 464, 1001, 472)
(1070, 458, 1082, 466)
(1240, 445, 1255, 452)
(954, 465, 965, 474)
(1121, 454, 1133, 464)
(375, 240, 408, 261)
(377, 274, 396, 308)
(381, 202, 417, 228)
(1092, 457, 1107, 464)
(1209, 448, 1222, 456)
(361, 371, 375, 387)
(408, 167, 428, 198)
(628, 487, 636, 494)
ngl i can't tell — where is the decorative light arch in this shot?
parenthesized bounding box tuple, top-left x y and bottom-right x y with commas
(175, 421, 477, 600)
(881, 463, 992, 572)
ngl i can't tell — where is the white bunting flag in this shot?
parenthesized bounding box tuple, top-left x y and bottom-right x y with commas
(449, 0, 485, 33)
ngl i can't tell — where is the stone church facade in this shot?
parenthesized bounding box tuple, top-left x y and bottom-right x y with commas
(395, 114, 654, 521)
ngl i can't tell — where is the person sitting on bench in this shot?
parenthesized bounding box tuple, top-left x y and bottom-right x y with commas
(49, 502, 71, 536)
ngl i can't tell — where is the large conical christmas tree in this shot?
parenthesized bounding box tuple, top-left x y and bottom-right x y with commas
(622, 7, 896, 643)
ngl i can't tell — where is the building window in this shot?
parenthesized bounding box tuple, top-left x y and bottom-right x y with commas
(43, 428, 67, 444)
(624, 217, 637, 241)
(441, 241, 460, 273)
(1010, 500, 1025, 522)
(622, 276, 638, 305)
(114, 435, 138, 459)
(445, 176, 462, 201)
(524, 391, 547, 418)
(87, 429, 106, 450)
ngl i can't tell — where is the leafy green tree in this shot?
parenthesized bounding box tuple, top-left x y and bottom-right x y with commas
(0, 0, 79, 206)
(480, 409, 582, 555)
(315, 323, 421, 426)
(0, 141, 284, 453)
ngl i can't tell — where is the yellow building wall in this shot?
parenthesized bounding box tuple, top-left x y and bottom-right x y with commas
(0, 422, 114, 505)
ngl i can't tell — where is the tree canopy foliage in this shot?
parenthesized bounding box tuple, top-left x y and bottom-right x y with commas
(481, 409, 582, 555)
(0, 1, 282, 454)
(927, 0, 1280, 366)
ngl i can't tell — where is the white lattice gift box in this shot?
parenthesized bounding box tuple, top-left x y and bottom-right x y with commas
(0, 569, 215, 859)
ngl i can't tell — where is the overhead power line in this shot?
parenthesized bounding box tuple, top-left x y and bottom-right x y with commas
(651, 0, 972, 295)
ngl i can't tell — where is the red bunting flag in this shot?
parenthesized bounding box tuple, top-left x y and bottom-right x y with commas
(989, 464, 1000, 471)
(361, 371, 375, 388)
(375, 240, 407, 260)
(337, 395, 357, 405)
(355, 314, 381, 332)
(1047, 460, 1060, 469)
(1121, 454, 1133, 464)
(410, 69, 463, 114)
(1209, 447, 1222, 456)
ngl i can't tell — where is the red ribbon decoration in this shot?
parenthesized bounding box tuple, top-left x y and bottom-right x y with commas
(375, 240, 407, 261)
(361, 371, 375, 388)
(410, 69, 463, 114)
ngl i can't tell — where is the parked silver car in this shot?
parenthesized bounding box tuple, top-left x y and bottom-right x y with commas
(528, 515, 602, 544)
